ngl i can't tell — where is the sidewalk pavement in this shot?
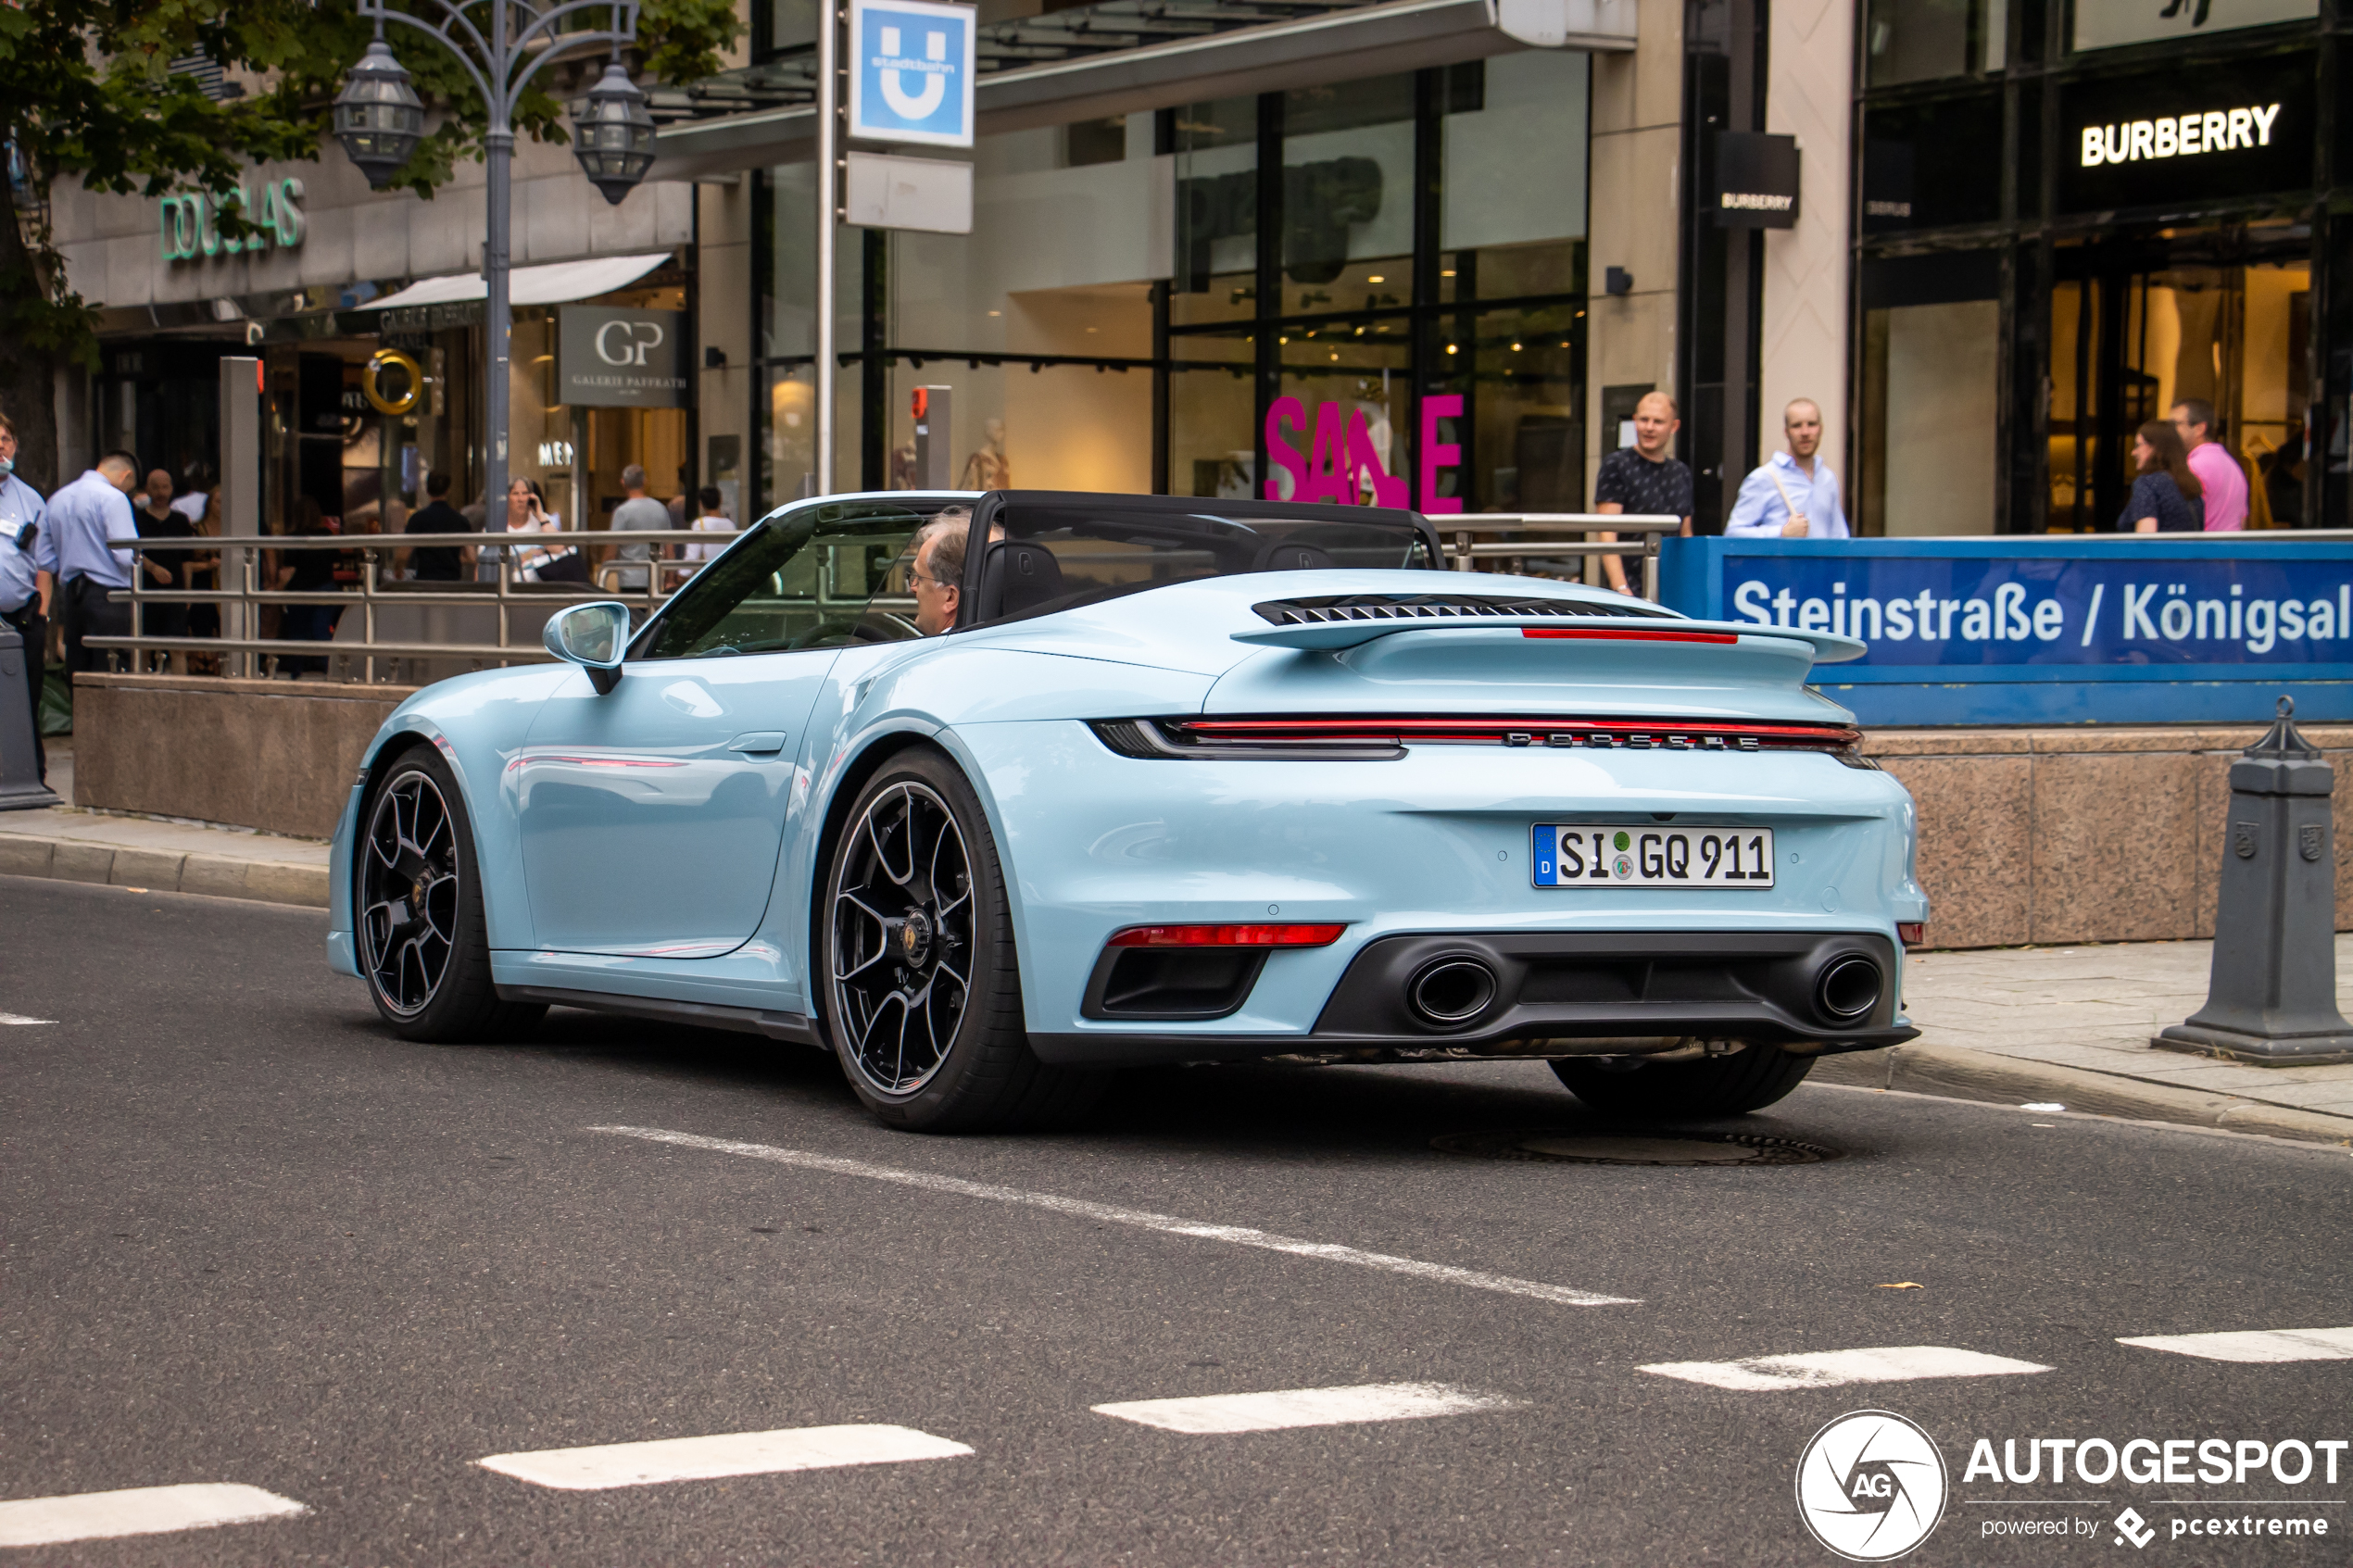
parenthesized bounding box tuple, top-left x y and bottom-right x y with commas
(1815, 939, 2353, 1147)
(1, 793, 2348, 1145)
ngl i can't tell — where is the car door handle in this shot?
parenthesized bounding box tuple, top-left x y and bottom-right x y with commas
(726, 732, 789, 757)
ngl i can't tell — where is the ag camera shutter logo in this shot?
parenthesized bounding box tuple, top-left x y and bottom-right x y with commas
(1795, 1411, 1949, 1562)
(849, 0, 975, 147)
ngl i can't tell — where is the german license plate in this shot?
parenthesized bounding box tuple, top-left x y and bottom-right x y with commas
(1532, 825, 1776, 888)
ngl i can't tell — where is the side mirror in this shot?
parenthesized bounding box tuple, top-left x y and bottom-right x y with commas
(543, 601, 631, 695)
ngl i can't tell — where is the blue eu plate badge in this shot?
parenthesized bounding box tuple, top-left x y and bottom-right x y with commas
(849, 0, 975, 148)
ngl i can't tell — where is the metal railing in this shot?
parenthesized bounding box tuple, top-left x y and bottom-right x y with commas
(84, 529, 721, 682)
(1438, 514, 1684, 599)
(84, 514, 1678, 680)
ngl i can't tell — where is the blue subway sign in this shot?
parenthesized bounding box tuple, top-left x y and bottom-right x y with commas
(848, 0, 975, 148)
(1661, 535, 2353, 726)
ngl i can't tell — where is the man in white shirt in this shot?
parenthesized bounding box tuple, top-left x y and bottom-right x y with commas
(48, 451, 143, 672)
(1724, 399, 1851, 538)
(608, 463, 671, 590)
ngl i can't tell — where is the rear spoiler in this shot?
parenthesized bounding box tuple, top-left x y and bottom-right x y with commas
(1231, 613, 1868, 663)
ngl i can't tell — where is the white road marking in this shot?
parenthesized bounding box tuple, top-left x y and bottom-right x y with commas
(1640, 1346, 2054, 1392)
(0, 1483, 306, 1548)
(479, 1424, 973, 1490)
(593, 1124, 1637, 1308)
(0, 1013, 53, 1025)
(1093, 1381, 1516, 1434)
(2118, 1326, 2353, 1363)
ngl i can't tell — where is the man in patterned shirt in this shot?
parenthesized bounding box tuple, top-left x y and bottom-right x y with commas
(1592, 390, 1693, 595)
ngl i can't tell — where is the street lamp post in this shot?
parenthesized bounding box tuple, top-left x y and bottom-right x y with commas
(333, 1, 656, 561)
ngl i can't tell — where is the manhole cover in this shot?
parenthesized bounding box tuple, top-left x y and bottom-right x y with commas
(1431, 1129, 1840, 1166)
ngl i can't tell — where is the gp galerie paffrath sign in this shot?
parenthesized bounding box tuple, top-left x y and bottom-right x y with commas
(557, 306, 690, 408)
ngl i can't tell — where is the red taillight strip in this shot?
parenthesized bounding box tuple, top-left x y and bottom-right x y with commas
(1520, 627, 1738, 645)
(1107, 923, 1347, 948)
(1179, 718, 1860, 746)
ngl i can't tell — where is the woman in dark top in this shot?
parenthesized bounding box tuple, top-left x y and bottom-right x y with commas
(2120, 420, 2204, 533)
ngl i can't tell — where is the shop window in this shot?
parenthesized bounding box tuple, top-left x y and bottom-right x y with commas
(1420, 303, 1584, 515)
(1863, 0, 2003, 85)
(1280, 76, 1412, 305)
(2070, 0, 2311, 54)
(1858, 252, 2000, 536)
(1860, 94, 2003, 234)
(2047, 251, 2311, 533)
(1170, 332, 1255, 499)
(1441, 49, 1589, 295)
(1173, 95, 1259, 327)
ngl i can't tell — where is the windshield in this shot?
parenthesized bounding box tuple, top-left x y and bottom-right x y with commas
(970, 497, 1439, 628)
(635, 500, 937, 659)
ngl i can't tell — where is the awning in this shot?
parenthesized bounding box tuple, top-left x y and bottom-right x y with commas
(648, 0, 1636, 182)
(359, 252, 673, 311)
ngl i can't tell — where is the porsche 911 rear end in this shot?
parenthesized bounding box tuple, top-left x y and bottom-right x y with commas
(963, 567, 1928, 1120)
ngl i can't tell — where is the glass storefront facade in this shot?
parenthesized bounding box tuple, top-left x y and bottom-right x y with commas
(752, 52, 1592, 512)
(1853, 0, 2344, 533)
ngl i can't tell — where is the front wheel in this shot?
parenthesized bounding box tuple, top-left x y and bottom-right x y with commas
(822, 749, 1106, 1131)
(1550, 1046, 1814, 1120)
(357, 747, 544, 1043)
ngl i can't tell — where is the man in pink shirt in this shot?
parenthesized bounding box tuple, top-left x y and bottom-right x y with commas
(2171, 398, 2247, 531)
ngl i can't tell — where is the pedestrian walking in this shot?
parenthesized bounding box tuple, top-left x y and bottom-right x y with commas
(1724, 399, 1850, 538)
(397, 470, 474, 581)
(1592, 390, 1693, 594)
(684, 485, 737, 568)
(0, 412, 56, 783)
(2170, 398, 2248, 532)
(608, 463, 670, 591)
(2119, 420, 2204, 533)
(48, 451, 142, 674)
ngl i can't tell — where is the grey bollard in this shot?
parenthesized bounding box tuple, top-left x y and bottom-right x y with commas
(2155, 696, 2353, 1066)
(0, 622, 60, 810)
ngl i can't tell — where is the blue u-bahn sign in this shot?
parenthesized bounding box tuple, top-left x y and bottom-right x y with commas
(1661, 534, 2353, 725)
(848, 0, 975, 147)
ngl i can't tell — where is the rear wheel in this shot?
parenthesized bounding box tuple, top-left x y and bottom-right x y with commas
(823, 751, 1107, 1132)
(1550, 1046, 1813, 1120)
(357, 747, 544, 1043)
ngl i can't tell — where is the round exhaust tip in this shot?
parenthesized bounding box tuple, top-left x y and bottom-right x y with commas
(1817, 955, 1883, 1022)
(1409, 959, 1497, 1025)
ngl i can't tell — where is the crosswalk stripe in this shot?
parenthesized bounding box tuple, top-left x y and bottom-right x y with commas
(478, 1424, 974, 1490)
(1639, 1345, 2055, 1392)
(2118, 1326, 2353, 1363)
(593, 1125, 1637, 1307)
(1091, 1382, 1516, 1434)
(0, 1483, 306, 1548)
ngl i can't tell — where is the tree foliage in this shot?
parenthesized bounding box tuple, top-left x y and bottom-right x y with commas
(0, 0, 738, 483)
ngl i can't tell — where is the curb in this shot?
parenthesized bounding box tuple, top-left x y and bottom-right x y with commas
(1810, 1043, 2353, 1148)
(0, 833, 329, 909)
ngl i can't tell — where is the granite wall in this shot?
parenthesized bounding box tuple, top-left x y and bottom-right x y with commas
(73, 674, 417, 841)
(1865, 725, 2353, 949)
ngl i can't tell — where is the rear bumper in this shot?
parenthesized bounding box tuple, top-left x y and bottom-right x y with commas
(1029, 929, 1916, 1065)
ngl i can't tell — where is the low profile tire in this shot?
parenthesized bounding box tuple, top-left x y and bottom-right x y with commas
(357, 747, 545, 1043)
(1550, 1046, 1814, 1120)
(822, 749, 1107, 1132)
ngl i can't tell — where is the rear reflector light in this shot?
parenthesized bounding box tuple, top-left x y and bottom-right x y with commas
(1521, 627, 1738, 645)
(1107, 923, 1347, 948)
(1897, 922, 1925, 947)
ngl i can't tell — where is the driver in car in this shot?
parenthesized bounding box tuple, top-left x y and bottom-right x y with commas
(910, 508, 997, 635)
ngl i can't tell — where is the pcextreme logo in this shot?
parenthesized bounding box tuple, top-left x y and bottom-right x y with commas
(1796, 1411, 1949, 1562)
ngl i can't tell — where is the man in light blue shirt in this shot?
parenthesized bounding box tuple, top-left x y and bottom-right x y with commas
(49, 451, 143, 673)
(1724, 399, 1850, 538)
(0, 412, 57, 782)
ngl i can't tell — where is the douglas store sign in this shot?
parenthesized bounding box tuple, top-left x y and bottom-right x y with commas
(1664, 536, 2353, 726)
(2057, 57, 2310, 211)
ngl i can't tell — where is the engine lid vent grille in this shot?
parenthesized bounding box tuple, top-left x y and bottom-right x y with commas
(1251, 594, 1676, 627)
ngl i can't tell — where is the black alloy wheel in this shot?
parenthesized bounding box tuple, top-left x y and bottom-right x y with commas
(830, 778, 974, 1096)
(356, 748, 544, 1042)
(822, 750, 1108, 1131)
(361, 769, 460, 1017)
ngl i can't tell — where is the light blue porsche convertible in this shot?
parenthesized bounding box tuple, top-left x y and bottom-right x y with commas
(328, 492, 1927, 1131)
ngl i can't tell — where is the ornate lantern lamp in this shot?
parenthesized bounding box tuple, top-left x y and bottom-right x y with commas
(571, 60, 657, 206)
(332, 39, 425, 190)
